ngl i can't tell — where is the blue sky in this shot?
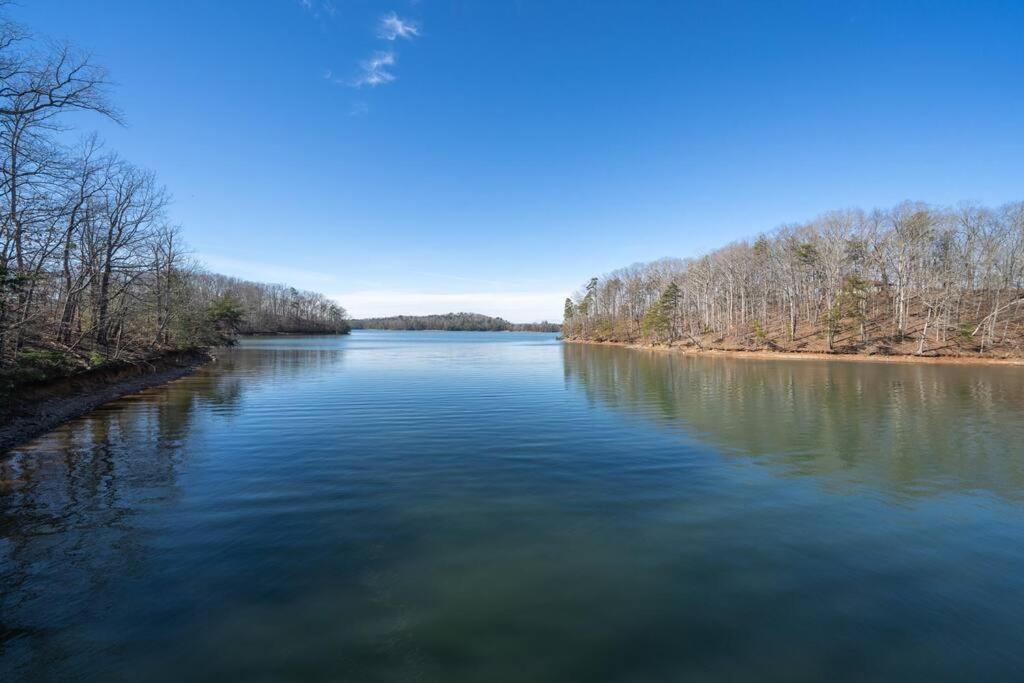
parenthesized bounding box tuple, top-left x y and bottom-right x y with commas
(13, 1, 1023, 321)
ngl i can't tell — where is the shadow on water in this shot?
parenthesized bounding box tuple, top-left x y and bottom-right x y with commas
(562, 343, 1024, 500)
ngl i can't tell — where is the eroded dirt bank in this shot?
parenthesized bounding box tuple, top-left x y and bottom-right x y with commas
(1, 350, 213, 452)
(562, 338, 1024, 366)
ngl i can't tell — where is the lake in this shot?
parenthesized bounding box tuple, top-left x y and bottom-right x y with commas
(3, 331, 1024, 681)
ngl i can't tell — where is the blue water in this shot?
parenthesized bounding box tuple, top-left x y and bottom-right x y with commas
(3, 331, 1024, 680)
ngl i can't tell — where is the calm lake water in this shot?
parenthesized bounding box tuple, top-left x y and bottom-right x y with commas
(3, 331, 1024, 681)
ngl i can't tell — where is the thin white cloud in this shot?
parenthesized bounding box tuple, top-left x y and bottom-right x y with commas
(299, 0, 336, 21)
(378, 12, 420, 40)
(322, 11, 422, 97)
(352, 51, 396, 87)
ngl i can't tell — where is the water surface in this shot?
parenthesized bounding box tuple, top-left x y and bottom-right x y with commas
(3, 331, 1024, 680)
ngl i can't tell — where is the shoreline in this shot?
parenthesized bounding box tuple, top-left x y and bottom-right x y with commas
(562, 338, 1024, 367)
(238, 330, 351, 336)
(1, 349, 213, 453)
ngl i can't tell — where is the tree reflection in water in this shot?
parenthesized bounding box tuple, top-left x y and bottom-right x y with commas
(0, 344, 347, 673)
(563, 343, 1024, 500)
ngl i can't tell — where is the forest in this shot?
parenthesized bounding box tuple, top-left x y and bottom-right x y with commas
(0, 11, 348, 387)
(351, 313, 560, 332)
(564, 201, 1024, 357)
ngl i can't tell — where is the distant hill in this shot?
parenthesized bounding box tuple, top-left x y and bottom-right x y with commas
(350, 312, 561, 333)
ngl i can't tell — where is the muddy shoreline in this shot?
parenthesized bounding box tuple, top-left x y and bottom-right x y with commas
(1, 349, 213, 453)
(562, 338, 1024, 366)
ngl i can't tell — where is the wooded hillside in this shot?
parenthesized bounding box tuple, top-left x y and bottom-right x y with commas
(564, 201, 1024, 357)
(0, 11, 348, 386)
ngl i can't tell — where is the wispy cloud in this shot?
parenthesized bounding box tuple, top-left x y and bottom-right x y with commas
(352, 51, 396, 87)
(298, 0, 336, 22)
(324, 10, 422, 95)
(378, 12, 420, 40)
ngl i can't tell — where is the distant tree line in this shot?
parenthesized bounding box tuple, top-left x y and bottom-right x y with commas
(564, 201, 1024, 356)
(510, 320, 562, 333)
(0, 11, 348, 378)
(351, 312, 560, 332)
